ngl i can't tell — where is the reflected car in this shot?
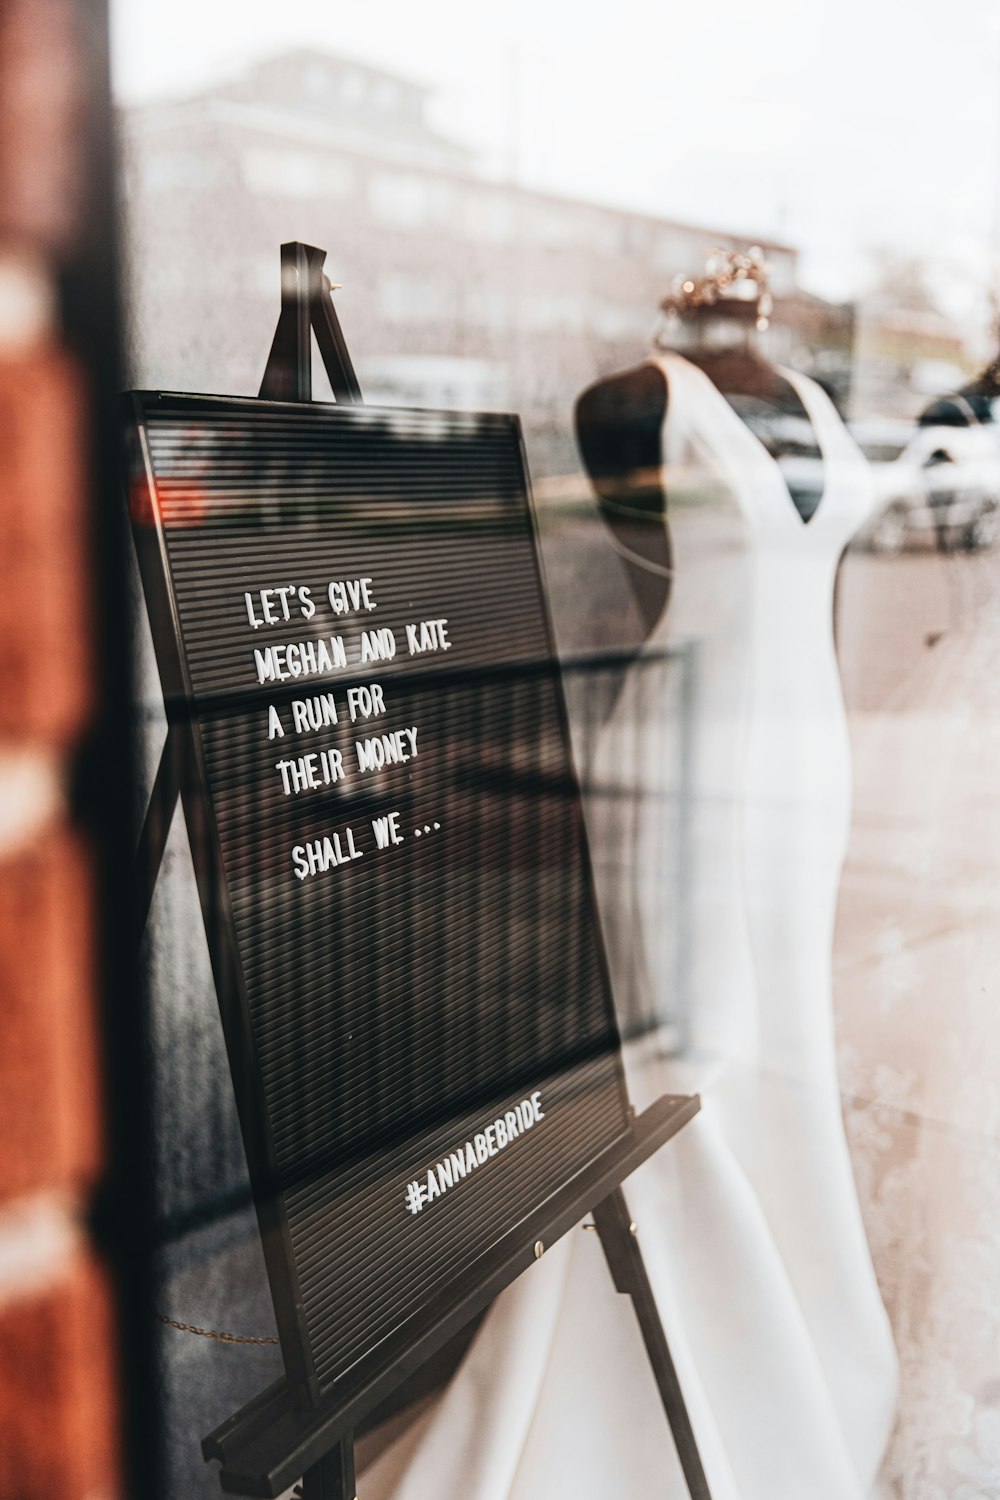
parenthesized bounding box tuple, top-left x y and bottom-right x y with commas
(849, 419, 1000, 552)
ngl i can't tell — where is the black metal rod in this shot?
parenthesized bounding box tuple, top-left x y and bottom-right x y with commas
(311, 274, 362, 403)
(301, 1436, 355, 1500)
(593, 1186, 712, 1500)
(292, 243, 313, 400)
(133, 722, 182, 944)
(259, 243, 311, 402)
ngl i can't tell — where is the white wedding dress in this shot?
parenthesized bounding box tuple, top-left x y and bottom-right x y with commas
(362, 352, 898, 1500)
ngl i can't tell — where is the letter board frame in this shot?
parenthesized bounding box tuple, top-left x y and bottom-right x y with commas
(127, 388, 635, 1409)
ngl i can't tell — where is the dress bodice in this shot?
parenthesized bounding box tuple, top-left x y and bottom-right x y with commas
(654, 355, 875, 818)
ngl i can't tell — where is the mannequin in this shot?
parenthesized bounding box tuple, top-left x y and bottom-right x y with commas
(574, 250, 899, 1490)
(361, 256, 898, 1500)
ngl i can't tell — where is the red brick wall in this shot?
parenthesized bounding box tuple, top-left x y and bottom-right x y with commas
(0, 2, 123, 1495)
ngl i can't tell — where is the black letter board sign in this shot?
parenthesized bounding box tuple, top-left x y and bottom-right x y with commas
(128, 392, 633, 1406)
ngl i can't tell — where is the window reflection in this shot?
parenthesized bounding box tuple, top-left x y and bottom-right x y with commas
(113, 14, 1000, 1500)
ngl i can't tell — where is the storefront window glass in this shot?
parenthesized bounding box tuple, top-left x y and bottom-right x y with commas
(112, 5, 1000, 1497)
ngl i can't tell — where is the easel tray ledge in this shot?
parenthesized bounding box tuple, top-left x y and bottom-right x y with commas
(204, 1091, 700, 1498)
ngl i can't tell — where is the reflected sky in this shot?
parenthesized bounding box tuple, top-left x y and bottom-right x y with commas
(111, 0, 1000, 313)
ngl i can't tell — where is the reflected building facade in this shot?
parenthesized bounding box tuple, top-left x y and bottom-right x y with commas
(121, 49, 852, 475)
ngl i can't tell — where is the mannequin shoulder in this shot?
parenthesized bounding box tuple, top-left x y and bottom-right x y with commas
(574, 362, 669, 486)
(574, 361, 668, 433)
(574, 363, 672, 638)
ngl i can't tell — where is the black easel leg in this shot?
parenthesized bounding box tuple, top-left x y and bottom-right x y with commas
(134, 722, 182, 947)
(593, 1187, 712, 1500)
(301, 1435, 356, 1500)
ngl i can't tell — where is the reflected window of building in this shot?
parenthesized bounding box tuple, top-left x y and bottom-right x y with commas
(464, 285, 513, 333)
(590, 302, 652, 343)
(463, 191, 514, 243)
(768, 250, 798, 297)
(651, 229, 704, 275)
(369, 171, 460, 228)
(142, 151, 221, 193)
(524, 293, 587, 334)
(341, 68, 366, 106)
(241, 147, 354, 199)
(362, 353, 507, 409)
(585, 213, 626, 258)
(378, 271, 457, 323)
(373, 78, 399, 110)
(528, 205, 584, 248)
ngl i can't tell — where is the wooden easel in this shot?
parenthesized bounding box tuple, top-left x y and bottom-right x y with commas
(138, 243, 713, 1500)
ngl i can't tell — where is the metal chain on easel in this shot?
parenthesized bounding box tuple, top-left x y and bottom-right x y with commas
(156, 1313, 279, 1346)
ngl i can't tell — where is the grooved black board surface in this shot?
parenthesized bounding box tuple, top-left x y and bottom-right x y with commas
(129, 393, 630, 1397)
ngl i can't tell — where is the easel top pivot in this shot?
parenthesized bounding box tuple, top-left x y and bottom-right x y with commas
(258, 242, 363, 406)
